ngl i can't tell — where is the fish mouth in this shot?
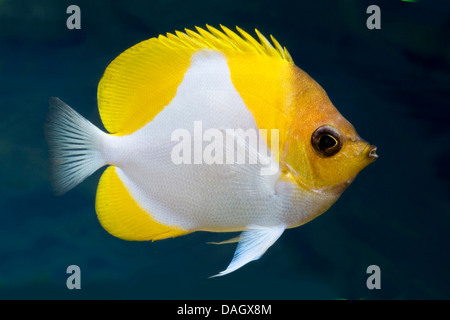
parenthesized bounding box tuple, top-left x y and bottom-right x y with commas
(367, 145, 378, 160)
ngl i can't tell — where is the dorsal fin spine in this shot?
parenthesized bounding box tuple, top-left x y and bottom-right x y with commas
(254, 29, 278, 58)
(161, 25, 292, 63)
(236, 26, 265, 55)
(220, 25, 256, 53)
(206, 25, 242, 52)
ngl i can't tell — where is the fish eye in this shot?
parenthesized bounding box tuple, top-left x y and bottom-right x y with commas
(311, 125, 342, 157)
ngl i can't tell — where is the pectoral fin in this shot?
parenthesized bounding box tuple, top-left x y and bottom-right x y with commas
(210, 225, 285, 277)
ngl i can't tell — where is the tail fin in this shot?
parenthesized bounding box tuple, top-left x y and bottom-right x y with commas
(44, 97, 107, 195)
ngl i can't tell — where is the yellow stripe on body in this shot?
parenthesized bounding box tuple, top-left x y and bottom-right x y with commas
(225, 52, 298, 165)
(95, 166, 188, 241)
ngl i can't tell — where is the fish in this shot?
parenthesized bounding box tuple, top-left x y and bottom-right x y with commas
(44, 25, 377, 277)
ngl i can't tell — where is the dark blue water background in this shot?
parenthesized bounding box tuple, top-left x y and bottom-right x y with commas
(0, 0, 449, 299)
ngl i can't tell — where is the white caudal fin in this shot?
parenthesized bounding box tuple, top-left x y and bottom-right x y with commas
(210, 225, 285, 277)
(44, 97, 107, 195)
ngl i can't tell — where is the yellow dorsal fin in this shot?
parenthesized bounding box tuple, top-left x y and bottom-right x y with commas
(95, 166, 188, 241)
(97, 25, 293, 135)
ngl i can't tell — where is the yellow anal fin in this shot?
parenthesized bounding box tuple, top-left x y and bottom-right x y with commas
(95, 166, 188, 241)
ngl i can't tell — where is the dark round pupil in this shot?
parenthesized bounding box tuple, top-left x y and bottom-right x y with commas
(319, 134, 337, 150)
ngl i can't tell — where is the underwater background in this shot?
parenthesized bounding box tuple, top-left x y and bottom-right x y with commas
(0, 0, 449, 299)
